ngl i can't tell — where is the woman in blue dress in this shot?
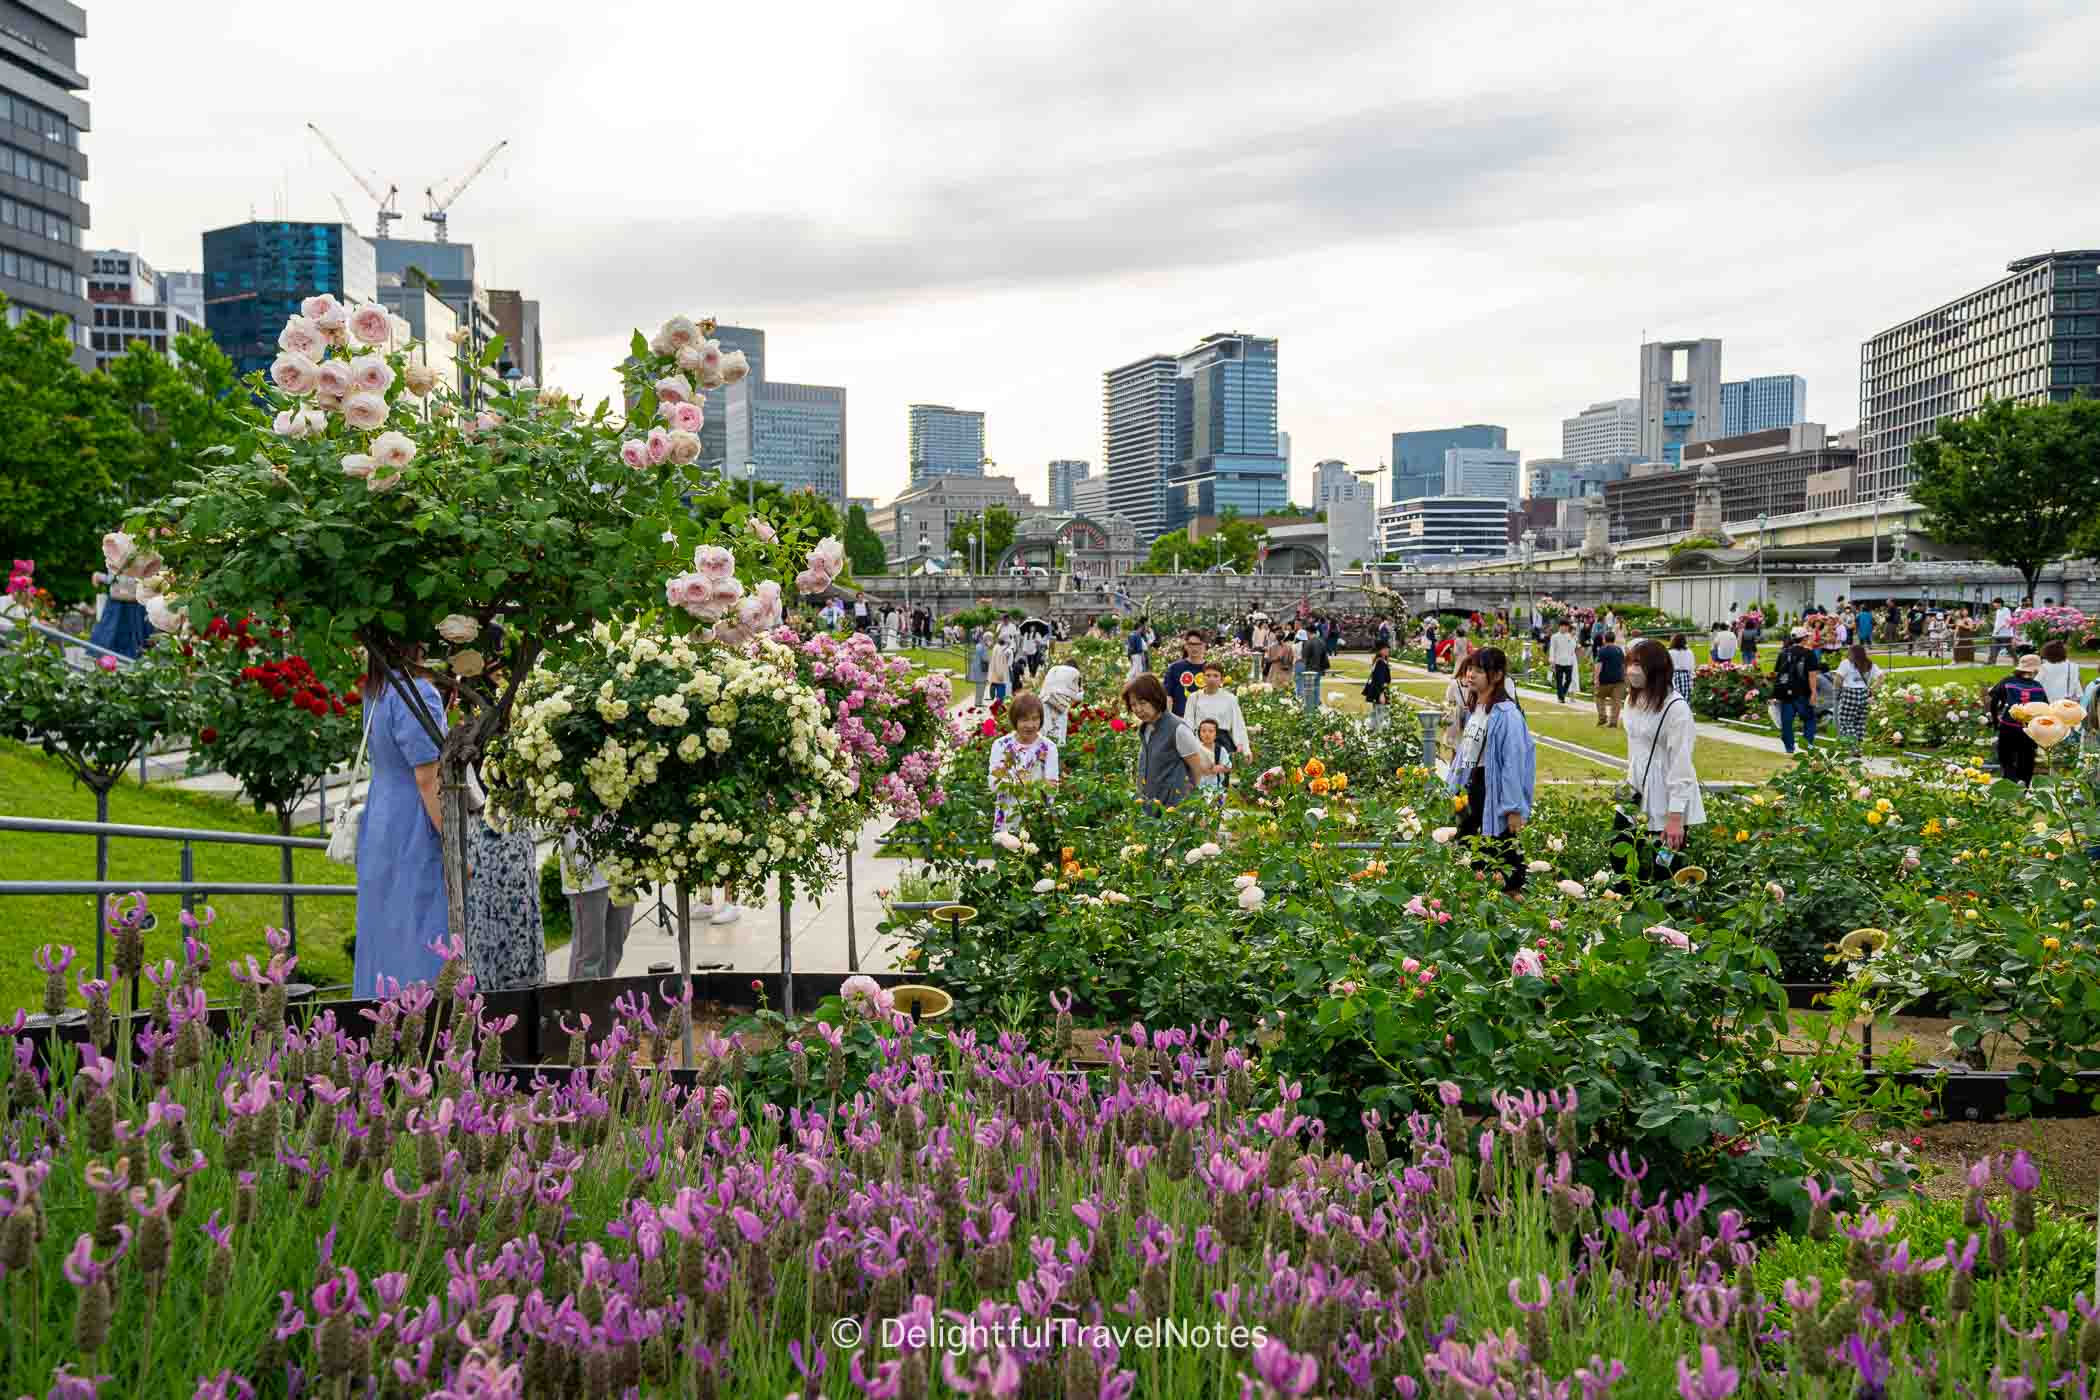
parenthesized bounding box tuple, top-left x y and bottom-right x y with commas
(89, 535, 157, 659)
(353, 660, 450, 997)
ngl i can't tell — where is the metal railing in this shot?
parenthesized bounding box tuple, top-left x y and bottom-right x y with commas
(0, 814, 353, 976)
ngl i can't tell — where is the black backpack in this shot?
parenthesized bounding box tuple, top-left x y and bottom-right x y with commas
(1773, 646, 1809, 701)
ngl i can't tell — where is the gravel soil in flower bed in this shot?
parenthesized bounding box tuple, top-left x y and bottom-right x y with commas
(1910, 1117, 2100, 1213)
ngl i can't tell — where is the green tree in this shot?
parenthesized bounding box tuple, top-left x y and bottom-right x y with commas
(0, 300, 146, 602)
(846, 502, 888, 575)
(103, 326, 256, 511)
(1911, 395, 2100, 599)
(1137, 514, 1267, 574)
(948, 505, 1017, 572)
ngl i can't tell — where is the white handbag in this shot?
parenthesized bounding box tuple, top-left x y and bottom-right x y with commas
(326, 716, 373, 866)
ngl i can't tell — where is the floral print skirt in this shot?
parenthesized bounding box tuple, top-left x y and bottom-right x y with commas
(465, 820, 546, 991)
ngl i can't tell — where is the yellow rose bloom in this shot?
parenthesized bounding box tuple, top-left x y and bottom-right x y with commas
(1866, 811, 1884, 826)
(2042, 936, 2060, 952)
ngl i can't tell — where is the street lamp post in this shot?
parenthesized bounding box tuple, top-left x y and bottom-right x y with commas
(1520, 530, 1537, 635)
(743, 460, 756, 511)
(1757, 511, 1768, 617)
(899, 511, 911, 626)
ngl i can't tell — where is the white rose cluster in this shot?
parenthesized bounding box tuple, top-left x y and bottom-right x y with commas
(485, 621, 854, 898)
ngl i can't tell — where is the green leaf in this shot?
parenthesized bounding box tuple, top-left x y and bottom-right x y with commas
(630, 329, 649, 361)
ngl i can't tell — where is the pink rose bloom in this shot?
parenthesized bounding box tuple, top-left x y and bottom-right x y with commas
(1646, 924, 1692, 950)
(300, 294, 340, 323)
(753, 579, 783, 623)
(665, 401, 704, 432)
(807, 535, 847, 579)
(654, 375, 694, 405)
(1400, 956, 1420, 973)
(277, 316, 325, 358)
(349, 355, 394, 395)
(341, 453, 376, 480)
(270, 352, 319, 395)
(342, 393, 388, 430)
(735, 593, 774, 634)
(100, 531, 135, 573)
(793, 567, 830, 596)
(367, 469, 404, 493)
(1418, 970, 1435, 985)
(710, 618, 752, 647)
(347, 302, 393, 348)
(1511, 948, 1545, 978)
(666, 430, 701, 465)
(708, 576, 746, 613)
(748, 518, 778, 544)
(692, 544, 737, 583)
(645, 427, 672, 465)
(369, 431, 416, 468)
(665, 572, 712, 616)
(476, 410, 503, 434)
(316, 359, 355, 398)
(620, 438, 649, 469)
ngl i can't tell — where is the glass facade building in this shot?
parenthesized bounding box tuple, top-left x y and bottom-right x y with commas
(1719, 374, 1806, 437)
(907, 403, 986, 481)
(202, 221, 378, 378)
(1377, 497, 1512, 563)
(1046, 458, 1089, 511)
(0, 0, 91, 367)
(693, 324, 764, 467)
(1102, 353, 1179, 541)
(1858, 250, 2100, 501)
(1162, 332, 1288, 532)
(1389, 425, 1505, 503)
(724, 333, 846, 507)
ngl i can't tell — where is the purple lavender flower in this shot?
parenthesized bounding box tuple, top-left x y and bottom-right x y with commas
(1675, 1344, 1739, 1400)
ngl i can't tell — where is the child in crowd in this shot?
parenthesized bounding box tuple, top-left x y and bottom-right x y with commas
(1195, 717, 1232, 801)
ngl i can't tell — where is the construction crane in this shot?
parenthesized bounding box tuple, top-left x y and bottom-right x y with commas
(305, 122, 400, 239)
(423, 139, 508, 243)
(330, 191, 359, 228)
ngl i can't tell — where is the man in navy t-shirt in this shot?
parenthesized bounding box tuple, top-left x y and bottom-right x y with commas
(1163, 630, 1207, 717)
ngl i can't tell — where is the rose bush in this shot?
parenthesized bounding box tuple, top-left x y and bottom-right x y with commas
(1690, 660, 1765, 721)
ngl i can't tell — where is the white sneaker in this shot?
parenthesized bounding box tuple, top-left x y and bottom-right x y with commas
(710, 903, 742, 925)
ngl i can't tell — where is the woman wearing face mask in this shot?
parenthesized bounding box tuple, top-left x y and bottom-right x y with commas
(1443, 647, 1534, 890)
(1621, 638, 1703, 868)
(1439, 656, 1482, 767)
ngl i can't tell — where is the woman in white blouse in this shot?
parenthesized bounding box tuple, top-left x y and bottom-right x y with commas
(1622, 639, 1703, 853)
(2034, 640, 2082, 704)
(1834, 643, 1881, 745)
(1665, 634, 1698, 703)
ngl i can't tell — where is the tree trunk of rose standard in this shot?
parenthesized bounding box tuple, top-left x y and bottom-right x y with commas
(363, 628, 543, 951)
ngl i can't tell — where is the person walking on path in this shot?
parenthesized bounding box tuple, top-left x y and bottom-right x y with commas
(1858, 605, 1875, 647)
(353, 660, 449, 998)
(1988, 653, 2050, 787)
(2035, 639, 2082, 704)
(1185, 659, 1251, 758)
(1592, 630, 1627, 728)
(1124, 673, 1211, 808)
(1835, 643, 1881, 746)
(1039, 645, 1084, 743)
(1439, 655, 1481, 767)
(986, 632, 1013, 706)
(1362, 642, 1393, 731)
(1264, 633, 1295, 689)
(1548, 621, 1579, 704)
(1621, 638, 1704, 868)
(1445, 646, 1534, 892)
(1421, 616, 1440, 673)
(560, 832, 633, 981)
(1987, 598, 2016, 666)
(1126, 619, 1148, 680)
(988, 692, 1059, 832)
(1163, 629, 1207, 718)
(1771, 626, 1825, 754)
(1666, 634, 1697, 704)
(89, 533, 159, 659)
(1297, 622, 1329, 715)
(1710, 620, 1738, 665)
(967, 630, 991, 710)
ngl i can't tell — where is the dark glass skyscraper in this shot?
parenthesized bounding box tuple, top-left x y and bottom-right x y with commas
(699, 324, 765, 466)
(202, 221, 377, 377)
(907, 403, 986, 481)
(0, 0, 91, 368)
(723, 329, 846, 506)
(1162, 332, 1289, 532)
(1389, 425, 1506, 503)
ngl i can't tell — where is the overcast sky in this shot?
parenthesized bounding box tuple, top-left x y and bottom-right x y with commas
(90, 1, 2100, 508)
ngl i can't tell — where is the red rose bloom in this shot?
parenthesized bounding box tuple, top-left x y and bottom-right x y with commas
(199, 727, 218, 744)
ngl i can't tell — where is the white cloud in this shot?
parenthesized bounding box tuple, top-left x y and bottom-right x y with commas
(90, 0, 2100, 508)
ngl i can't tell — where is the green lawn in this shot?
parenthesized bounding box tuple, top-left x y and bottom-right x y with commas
(899, 646, 967, 675)
(0, 740, 355, 1014)
(1517, 710, 1791, 784)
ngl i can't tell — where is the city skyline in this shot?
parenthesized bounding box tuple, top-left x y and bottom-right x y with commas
(79, 0, 2100, 508)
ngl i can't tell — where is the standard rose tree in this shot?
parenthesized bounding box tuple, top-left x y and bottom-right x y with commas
(131, 305, 758, 941)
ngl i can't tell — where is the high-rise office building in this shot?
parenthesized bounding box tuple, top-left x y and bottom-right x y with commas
(1070, 474, 1109, 518)
(485, 288, 542, 383)
(202, 221, 378, 377)
(375, 282, 459, 395)
(85, 250, 201, 370)
(1163, 331, 1288, 529)
(1859, 250, 2100, 500)
(1560, 398, 1640, 465)
(1442, 447, 1521, 507)
(1378, 497, 1513, 563)
(725, 335, 847, 507)
(1102, 353, 1179, 540)
(1638, 338, 1723, 464)
(1313, 459, 1379, 565)
(1390, 425, 1505, 502)
(372, 238, 499, 381)
(1046, 459, 1089, 512)
(907, 403, 986, 481)
(1527, 456, 1628, 501)
(0, 0, 90, 368)
(693, 324, 764, 467)
(1720, 374, 1806, 437)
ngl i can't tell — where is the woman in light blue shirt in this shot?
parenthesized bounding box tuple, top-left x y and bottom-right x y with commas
(1444, 645, 1535, 891)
